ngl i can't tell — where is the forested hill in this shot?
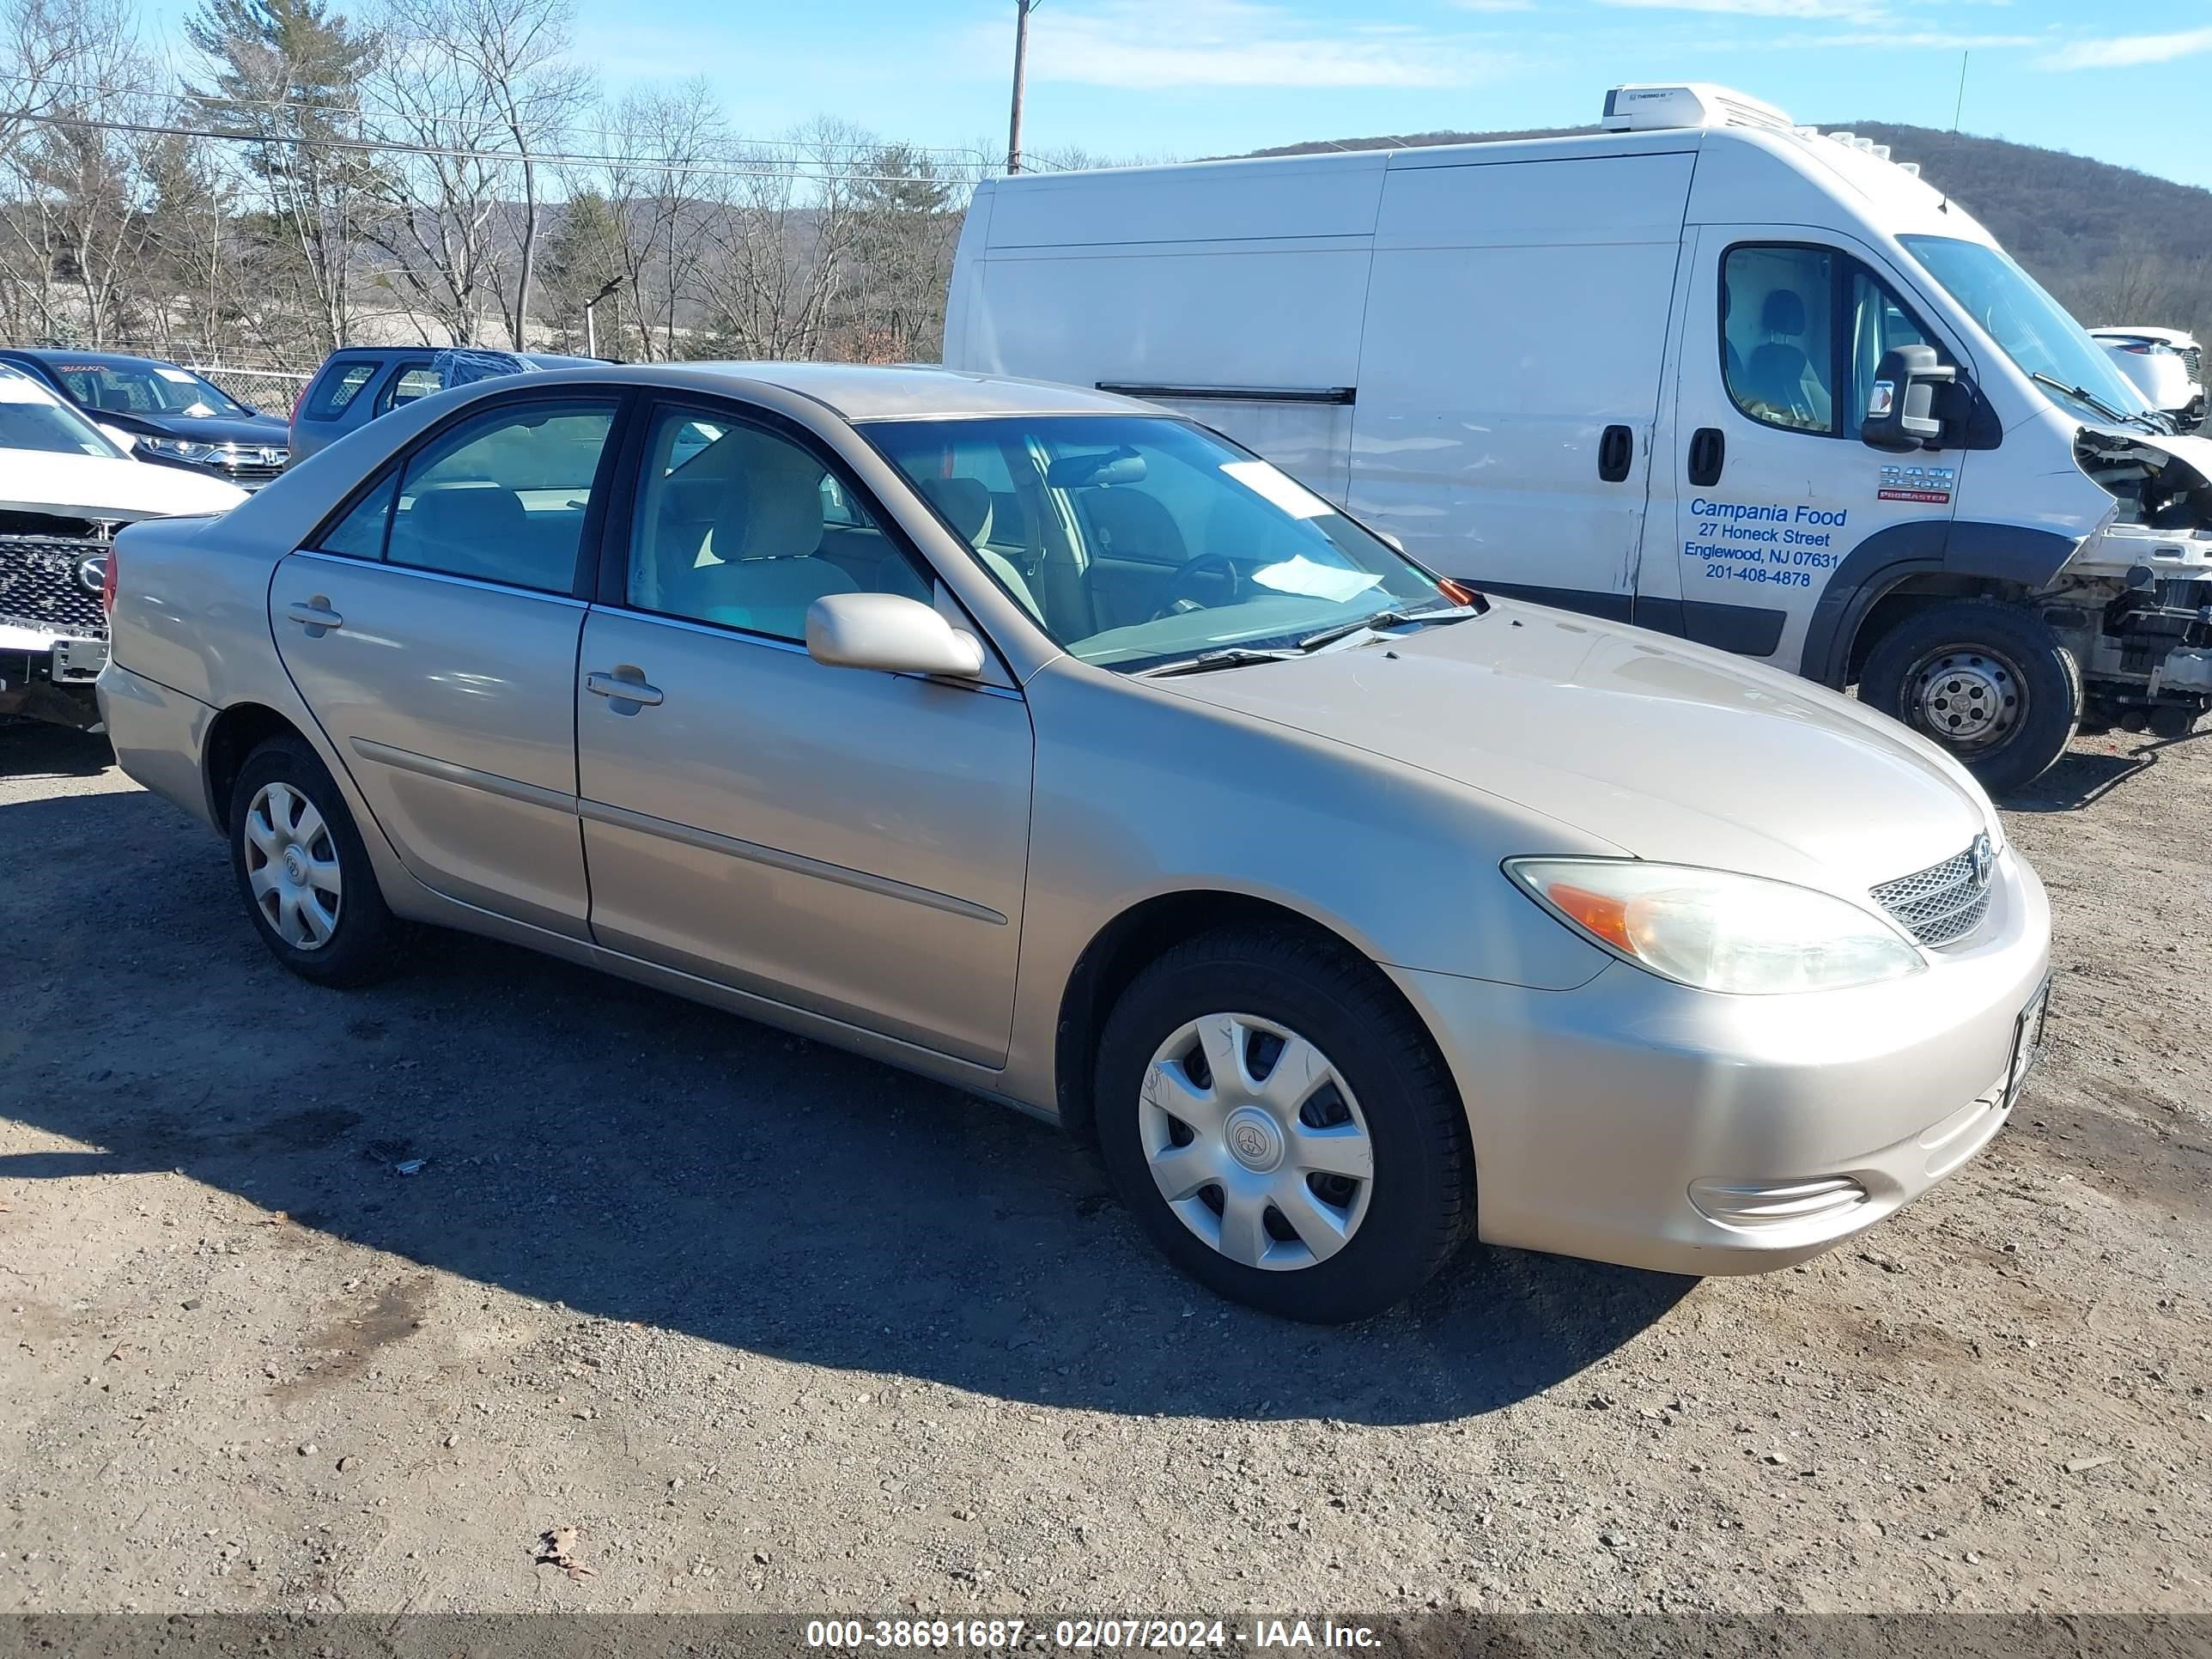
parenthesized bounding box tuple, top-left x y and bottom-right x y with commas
(1254, 122, 2212, 347)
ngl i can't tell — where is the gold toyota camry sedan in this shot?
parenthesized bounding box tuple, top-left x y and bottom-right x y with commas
(98, 363, 2051, 1322)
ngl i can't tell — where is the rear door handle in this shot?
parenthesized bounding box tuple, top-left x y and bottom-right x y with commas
(585, 669, 664, 708)
(1687, 427, 1725, 488)
(1597, 424, 1634, 483)
(284, 599, 343, 634)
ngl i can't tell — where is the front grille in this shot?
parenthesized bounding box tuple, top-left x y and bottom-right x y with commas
(1871, 844, 1991, 948)
(0, 535, 108, 640)
(2180, 345, 2203, 386)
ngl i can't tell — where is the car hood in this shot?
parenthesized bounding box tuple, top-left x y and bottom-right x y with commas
(0, 450, 247, 520)
(1154, 601, 1995, 894)
(105, 410, 287, 447)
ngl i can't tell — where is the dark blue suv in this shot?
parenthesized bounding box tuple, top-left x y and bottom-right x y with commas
(289, 345, 600, 466)
(0, 348, 294, 489)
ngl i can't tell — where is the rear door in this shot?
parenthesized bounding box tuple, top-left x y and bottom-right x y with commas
(1347, 149, 1695, 621)
(1653, 227, 1967, 670)
(268, 392, 622, 938)
(572, 399, 1034, 1066)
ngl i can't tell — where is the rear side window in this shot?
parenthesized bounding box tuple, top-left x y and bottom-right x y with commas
(302, 361, 377, 420)
(383, 399, 617, 592)
(381, 364, 439, 414)
(315, 474, 398, 561)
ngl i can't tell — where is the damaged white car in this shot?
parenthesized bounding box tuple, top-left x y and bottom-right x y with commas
(0, 364, 245, 732)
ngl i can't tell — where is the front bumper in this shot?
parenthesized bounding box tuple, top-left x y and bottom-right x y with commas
(1391, 848, 2051, 1277)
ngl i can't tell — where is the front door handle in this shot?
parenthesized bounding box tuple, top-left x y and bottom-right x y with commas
(1597, 423, 1634, 483)
(284, 598, 343, 635)
(585, 668, 664, 709)
(1687, 427, 1726, 488)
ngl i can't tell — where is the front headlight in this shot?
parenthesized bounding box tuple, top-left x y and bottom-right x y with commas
(1505, 858, 1924, 995)
(140, 436, 218, 461)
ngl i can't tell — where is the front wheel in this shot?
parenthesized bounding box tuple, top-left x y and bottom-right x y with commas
(1093, 925, 1473, 1323)
(1860, 599, 2081, 795)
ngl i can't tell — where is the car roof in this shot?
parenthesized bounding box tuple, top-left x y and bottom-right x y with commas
(579, 361, 1154, 421)
(3, 347, 186, 370)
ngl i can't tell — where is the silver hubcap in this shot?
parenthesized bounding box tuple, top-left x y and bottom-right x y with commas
(1908, 646, 2024, 750)
(1139, 1013, 1374, 1272)
(243, 781, 343, 950)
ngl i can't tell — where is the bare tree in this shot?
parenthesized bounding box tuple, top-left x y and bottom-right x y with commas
(574, 78, 723, 361)
(696, 116, 871, 362)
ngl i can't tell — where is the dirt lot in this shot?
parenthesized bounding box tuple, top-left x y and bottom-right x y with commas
(1, 719, 2207, 1619)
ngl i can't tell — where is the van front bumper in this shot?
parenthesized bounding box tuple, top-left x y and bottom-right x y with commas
(1389, 848, 2051, 1277)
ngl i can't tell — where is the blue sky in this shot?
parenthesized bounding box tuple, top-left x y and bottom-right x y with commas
(558, 0, 2212, 188)
(139, 0, 2212, 190)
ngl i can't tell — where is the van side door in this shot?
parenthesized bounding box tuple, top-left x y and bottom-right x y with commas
(1648, 227, 1968, 672)
(1346, 147, 1695, 622)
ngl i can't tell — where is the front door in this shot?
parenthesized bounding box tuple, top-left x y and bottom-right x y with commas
(268, 394, 621, 938)
(1650, 227, 1967, 671)
(573, 403, 1034, 1067)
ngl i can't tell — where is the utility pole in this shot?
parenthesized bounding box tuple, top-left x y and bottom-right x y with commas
(1007, 0, 1036, 173)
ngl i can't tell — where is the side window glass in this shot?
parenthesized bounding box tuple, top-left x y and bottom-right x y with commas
(382, 364, 440, 415)
(385, 400, 615, 592)
(316, 473, 398, 560)
(304, 362, 375, 420)
(629, 408, 929, 641)
(1844, 268, 1936, 441)
(1723, 246, 1837, 435)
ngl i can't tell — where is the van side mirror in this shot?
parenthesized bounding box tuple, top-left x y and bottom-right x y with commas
(1862, 344, 1955, 452)
(806, 592, 986, 679)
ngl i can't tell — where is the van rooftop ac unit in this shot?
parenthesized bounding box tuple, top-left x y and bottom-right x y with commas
(1600, 83, 1796, 134)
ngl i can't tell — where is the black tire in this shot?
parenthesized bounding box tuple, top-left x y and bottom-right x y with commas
(2148, 702, 2202, 742)
(1860, 599, 2081, 796)
(227, 733, 404, 987)
(1092, 924, 1473, 1324)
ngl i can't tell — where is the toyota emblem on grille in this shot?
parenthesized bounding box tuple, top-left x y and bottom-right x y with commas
(76, 554, 108, 594)
(1968, 833, 1995, 890)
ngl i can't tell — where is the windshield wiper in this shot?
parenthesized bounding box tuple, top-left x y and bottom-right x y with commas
(1134, 647, 1302, 680)
(2030, 370, 2155, 432)
(1296, 602, 1484, 654)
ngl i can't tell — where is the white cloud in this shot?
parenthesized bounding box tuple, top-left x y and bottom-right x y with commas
(1016, 0, 1515, 89)
(1768, 28, 2041, 49)
(1595, 0, 1886, 16)
(2040, 25, 2212, 70)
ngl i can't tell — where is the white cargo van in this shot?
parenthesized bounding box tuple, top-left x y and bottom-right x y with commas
(945, 82, 2212, 789)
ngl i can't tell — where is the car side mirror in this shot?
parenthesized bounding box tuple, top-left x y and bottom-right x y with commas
(806, 592, 987, 679)
(1862, 344, 1956, 452)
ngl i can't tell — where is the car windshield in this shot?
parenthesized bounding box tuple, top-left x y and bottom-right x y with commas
(49, 359, 250, 418)
(1899, 235, 2154, 425)
(863, 415, 1446, 672)
(0, 371, 125, 456)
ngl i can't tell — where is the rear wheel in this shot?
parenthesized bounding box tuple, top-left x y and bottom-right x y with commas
(1861, 599, 2081, 795)
(228, 734, 404, 987)
(1093, 925, 1472, 1323)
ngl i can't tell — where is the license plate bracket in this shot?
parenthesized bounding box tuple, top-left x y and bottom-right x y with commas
(2003, 975, 2052, 1110)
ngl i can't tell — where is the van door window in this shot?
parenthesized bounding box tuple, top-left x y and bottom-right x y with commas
(1844, 270, 1935, 441)
(1722, 246, 1836, 434)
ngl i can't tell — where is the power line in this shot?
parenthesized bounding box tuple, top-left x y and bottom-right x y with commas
(0, 70, 995, 165)
(5, 106, 993, 186)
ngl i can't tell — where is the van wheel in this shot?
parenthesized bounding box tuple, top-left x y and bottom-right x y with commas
(228, 734, 404, 987)
(1092, 925, 1472, 1324)
(1861, 599, 2080, 795)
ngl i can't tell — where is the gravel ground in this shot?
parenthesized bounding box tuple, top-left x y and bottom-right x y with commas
(1, 720, 2207, 1618)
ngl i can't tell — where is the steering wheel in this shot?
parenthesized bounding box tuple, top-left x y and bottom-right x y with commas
(1158, 551, 1245, 617)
